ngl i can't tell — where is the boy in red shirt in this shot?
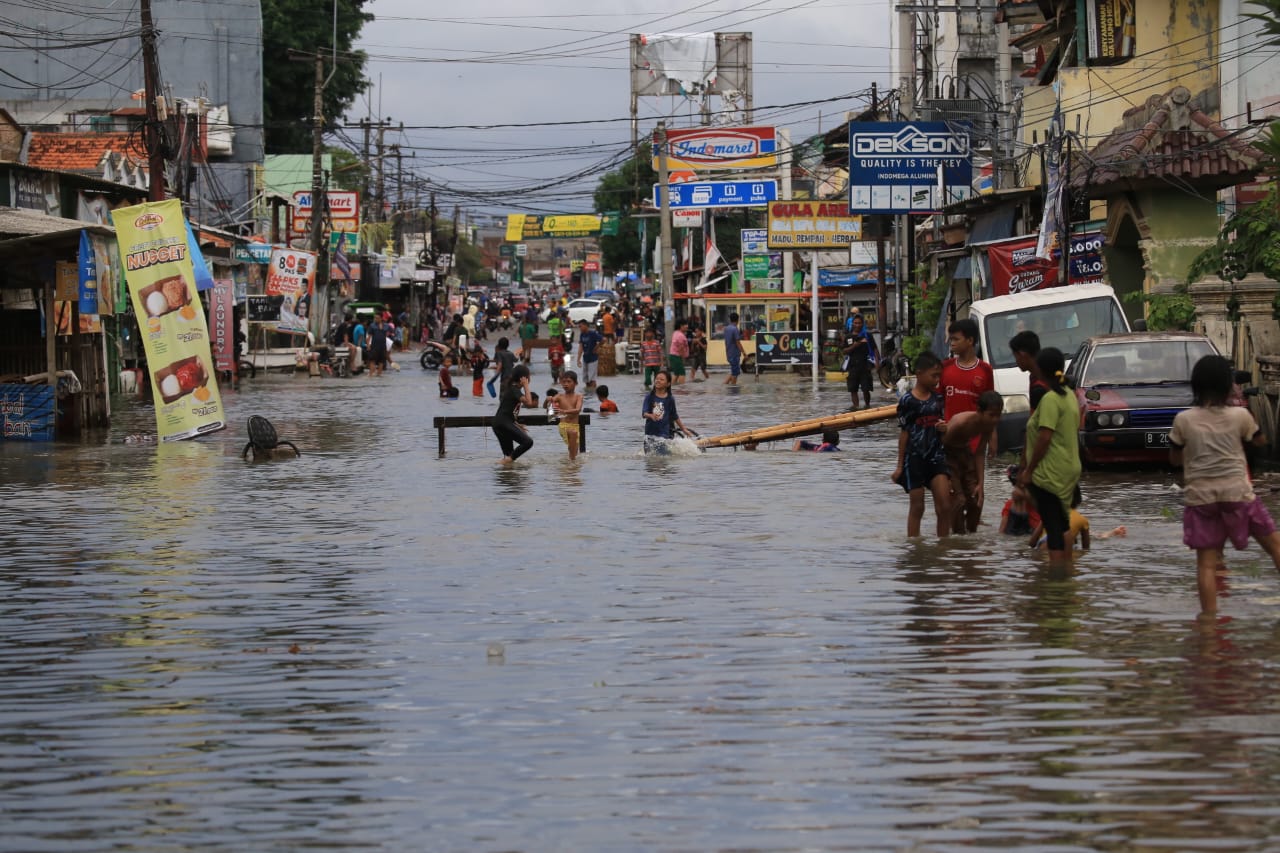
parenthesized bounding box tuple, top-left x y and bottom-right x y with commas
(640, 328, 663, 390)
(941, 318, 995, 532)
(548, 337, 566, 383)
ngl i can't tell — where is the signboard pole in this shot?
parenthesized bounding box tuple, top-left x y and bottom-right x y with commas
(876, 234, 888, 341)
(780, 129, 793, 293)
(657, 122, 675, 348)
(810, 252, 819, 383)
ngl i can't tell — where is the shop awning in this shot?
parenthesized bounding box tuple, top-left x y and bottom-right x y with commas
(0, 206, 114, 257)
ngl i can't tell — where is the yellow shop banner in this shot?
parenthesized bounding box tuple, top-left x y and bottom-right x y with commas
(112, 199, 226, 442)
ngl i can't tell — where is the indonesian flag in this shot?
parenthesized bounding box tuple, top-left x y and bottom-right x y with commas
(699, 211, 721, 288)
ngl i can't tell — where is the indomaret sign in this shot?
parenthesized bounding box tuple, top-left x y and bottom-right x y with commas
(654, 126, 777, 171)
(766, 201, 862, 249)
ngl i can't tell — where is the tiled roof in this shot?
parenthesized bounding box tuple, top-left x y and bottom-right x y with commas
(1073, 87, 1266, 195)
(25, 132, 145, 173)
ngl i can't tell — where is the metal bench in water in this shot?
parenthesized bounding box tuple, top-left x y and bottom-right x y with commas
(431, 413, 590, 457)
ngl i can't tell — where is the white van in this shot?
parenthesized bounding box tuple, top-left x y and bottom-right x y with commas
(967, 284, 1130, 449)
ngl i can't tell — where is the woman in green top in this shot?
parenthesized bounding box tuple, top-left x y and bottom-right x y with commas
(1017, 347, 1081, 562)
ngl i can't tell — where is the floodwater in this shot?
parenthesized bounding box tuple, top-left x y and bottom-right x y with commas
(3, 354, 1280, 852)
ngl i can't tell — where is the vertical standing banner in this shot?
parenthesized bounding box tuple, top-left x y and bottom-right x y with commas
(77, 230, 99, 316)
(265, 247, 316, 335)
(111, 199, 226, 441)
(210, 279, 236, 374)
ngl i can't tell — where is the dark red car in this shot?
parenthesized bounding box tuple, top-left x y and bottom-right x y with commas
(1065, 332, 1219, 465)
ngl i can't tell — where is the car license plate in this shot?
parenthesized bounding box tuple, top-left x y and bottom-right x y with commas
(1145, 431, 1170, 448)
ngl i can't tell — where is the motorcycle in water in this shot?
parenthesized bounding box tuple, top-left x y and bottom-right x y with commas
(420, 340, 466, 370)
(875, 328, 912, 389)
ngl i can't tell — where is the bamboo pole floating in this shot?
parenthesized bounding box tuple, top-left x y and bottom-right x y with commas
(696, 404, 898, 449)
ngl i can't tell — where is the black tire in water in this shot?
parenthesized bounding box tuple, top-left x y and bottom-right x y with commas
(421, 348, 442, 370)
(238, 361, 256, 379)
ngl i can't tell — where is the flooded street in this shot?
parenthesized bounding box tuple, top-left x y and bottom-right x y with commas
(4, 358, 1280, 851)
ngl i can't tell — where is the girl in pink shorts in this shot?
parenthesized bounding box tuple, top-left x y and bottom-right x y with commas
(1169, 355, 1280, 616)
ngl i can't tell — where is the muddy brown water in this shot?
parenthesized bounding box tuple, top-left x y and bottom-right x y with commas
(2, 360, 1280, 851)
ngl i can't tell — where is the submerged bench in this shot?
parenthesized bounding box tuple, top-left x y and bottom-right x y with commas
(432, 413, 591, 457)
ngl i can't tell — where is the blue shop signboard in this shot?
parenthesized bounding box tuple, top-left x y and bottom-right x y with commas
(848, 121, 973, 214)
(1, 384, 56, 441)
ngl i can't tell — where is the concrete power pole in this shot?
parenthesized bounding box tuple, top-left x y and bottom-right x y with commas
(656, 121, 675, 348)
(308, 54, 328, 341)
(375, 121, 388, 223)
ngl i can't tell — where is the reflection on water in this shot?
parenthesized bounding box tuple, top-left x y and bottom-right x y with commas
(3, 366, 1280, 849)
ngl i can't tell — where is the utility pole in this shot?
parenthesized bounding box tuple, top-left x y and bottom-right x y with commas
(656, 121, 675, 348)
(360, 118, 371, 228)
(140, 0, 166, 201)
(308, 53, 328, 342)
(375, 120, 388, 223)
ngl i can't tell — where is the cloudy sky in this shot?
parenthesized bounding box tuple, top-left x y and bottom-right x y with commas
(346, 1, 891, 219)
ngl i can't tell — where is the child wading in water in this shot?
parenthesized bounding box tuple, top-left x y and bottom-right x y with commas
(1169, 354, 1280, 616)
(940, 390, 1003, 532)
(892, 351, 951, 538)
(642, 368, 691, 454)
(555, 370, 584, 460)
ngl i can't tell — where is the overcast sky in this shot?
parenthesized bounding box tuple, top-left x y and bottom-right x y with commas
(346, 1, 891, 219)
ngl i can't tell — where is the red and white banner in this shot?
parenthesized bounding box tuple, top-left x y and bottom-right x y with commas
(989, 237, 1058, 296)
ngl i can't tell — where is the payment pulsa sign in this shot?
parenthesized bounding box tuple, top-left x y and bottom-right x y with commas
(654, 126, 777, 171)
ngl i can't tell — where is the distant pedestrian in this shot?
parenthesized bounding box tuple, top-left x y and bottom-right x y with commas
(596, 385, 618, 413)
(367, 317, 389, 377)
(469, 341, 489, 397)
(576, 319, 603, 389)
(892, 351, 951, 539)
(668, 319, 689, 383)
(547, 335, 566, 383)
(1016, 347, 1080, 563)
(640, 327, 663, 389)
(723, 312, 745, 385)
(843, 312, 877, 409)
(555, 370, 584, 460)
(488, 336, 517, 398)
(518, 314, 537, 364)
(1170, 354, 1280, 616)
(493, 364, 535, 465)
(689, 327, 710, 381)
(438, 356, 459, 398)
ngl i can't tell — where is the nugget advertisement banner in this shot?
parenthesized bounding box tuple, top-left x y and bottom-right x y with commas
(265, 247, 316, 335)
(111, 199, 226, 442)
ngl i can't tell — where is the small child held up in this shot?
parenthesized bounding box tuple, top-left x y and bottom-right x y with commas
(544, 387, 559, 416)
(555, 370, 584, 460)
(438, 356, 460, 398)
(793, 429, 841, 452)
(1170, 354, 1280, 616)
(596, 385, 619, 413)
(892, 351, 951, 538)
(940, 390, 1003, 533)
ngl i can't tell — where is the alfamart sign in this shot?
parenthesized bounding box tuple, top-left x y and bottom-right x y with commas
(654, 126, 777, 171)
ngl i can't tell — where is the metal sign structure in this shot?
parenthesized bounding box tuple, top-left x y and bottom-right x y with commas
(847, 122, 972, 214)
(291, 190, 359, 237)
(652, 180, 777, 209)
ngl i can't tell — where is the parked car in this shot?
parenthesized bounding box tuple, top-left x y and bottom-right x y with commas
(969, 283, 1131, 451)
(566, 297, 611, 325)
(1065, 331, 1219, 465)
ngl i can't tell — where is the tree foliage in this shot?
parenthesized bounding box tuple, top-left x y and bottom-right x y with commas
(593, 144, 657, 272)
(261, 0, 372, 153)
(901, 269, 948, 360)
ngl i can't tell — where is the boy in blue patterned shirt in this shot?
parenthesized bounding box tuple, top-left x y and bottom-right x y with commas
(892, 350, 952, 538)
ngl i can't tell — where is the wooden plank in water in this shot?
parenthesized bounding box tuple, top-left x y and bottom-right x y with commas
(696, 405, 896, 449)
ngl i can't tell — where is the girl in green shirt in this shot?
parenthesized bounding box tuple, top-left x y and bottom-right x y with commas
(1016, 347, 1081, 562)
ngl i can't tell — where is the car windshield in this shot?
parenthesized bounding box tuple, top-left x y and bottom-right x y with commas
(982, 297, 1128, 368)
(1083, 339, 1216, 386)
